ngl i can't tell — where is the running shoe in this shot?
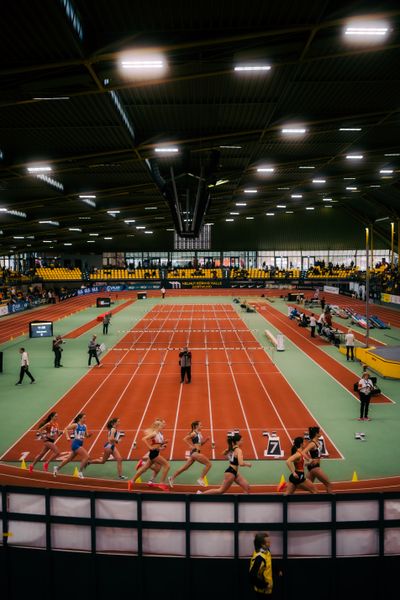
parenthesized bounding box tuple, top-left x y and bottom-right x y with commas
(43, 462, 49, 472)
(147, 480, 154, 487)
(78, 471, 84, 479)
(128, 481, 133, 492)
(135, 459, 144, 471)
(119, 475, 127, 480)
(196, 490, 203, 495)
(277, 482, 287, 492)
(53, 466, 58, 477)
(197, 478, 206, 487)
(168, 476, 174, 488)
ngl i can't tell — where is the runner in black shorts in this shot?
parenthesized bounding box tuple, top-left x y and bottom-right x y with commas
(200, 432, 251, 495)
(168, 420, 211, 488)
(304, 426, 332, 493)
(128, 419, 170, 491)
(284, 436, 317, 496)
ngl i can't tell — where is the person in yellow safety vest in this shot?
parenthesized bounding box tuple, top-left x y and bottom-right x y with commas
(249, 532, 273, 596)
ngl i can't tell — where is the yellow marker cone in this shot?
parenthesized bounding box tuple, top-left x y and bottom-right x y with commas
(277, 474, 286, 492)
(136, 476, 142, 483)
(73, 467, 80, 478)
(203, 476, 209, 486)
(20, 459, 27, 470)
(352, 471, 358, 482)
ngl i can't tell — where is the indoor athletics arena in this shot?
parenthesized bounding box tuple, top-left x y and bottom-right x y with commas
(1, 2, 399, 598)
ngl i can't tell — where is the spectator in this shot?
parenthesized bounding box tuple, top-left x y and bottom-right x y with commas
(16, 347, 35, 385)
(161, 286, 166, 299)
(249, 532, 273, 597)
(309, 313, 316, 338)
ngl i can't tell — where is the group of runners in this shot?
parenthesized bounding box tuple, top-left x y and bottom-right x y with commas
(28, 413, 331, 494)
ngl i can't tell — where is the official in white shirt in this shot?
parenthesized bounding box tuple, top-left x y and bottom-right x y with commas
(16, 347, 35, 385)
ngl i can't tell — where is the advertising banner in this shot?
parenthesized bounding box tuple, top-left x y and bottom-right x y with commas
(323, 285, 340, 294)
(381, 293, 400, 305)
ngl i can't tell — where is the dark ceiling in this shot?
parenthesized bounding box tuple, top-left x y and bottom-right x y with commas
(0, 0, 399, 254)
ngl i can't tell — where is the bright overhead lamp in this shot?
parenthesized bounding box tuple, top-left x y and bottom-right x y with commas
(69, 228, 82, 232)
(89, 233, 99, 236)
(236, 203, 247, 206)
(346, 186, 358, 191)
(107, 210, 120, 216)
(257, 167, 274, 173)
(144, 231, 153, 234)
(344, 177, 356, 180)
(33, 97, 70, 101)
(384, 153, 400, 157)
(291, 194, 302, 198)
(166, 228, 175, 231)
(79, 194, 96, 198)
(299, 165, 315, 169)
(64, 243, 72, 246)
(38, 220, 59, 226)
(0, 208, 8, 212)
(154, 147, 179, 153)
(225, 218, 234, 222)
(246, 216, 254, 220)
(244, 189, 258, 193)
(220, 145, 242, 149)
(266, 212, 275, 216)
(121, 60, 164, 69)
(104, 237, 113, 240)
(27, 165, 52, 173)
(344, 23, 389, 37)
(324, 205, 332, 208)
(230, 212, 239, 215)
(369, 184, 381, 188)
(136, 226, 146, 229)
(276, 205, 286, 208)
(13, 236, 24, 239)
(285, 211, 294, 214)
(119, 53, 167, 78)
(145, 206, 158, 210)
(124, 219, 136, 223)
(340, 127, 362, 131)
(87, 240, 95, 243)
(323, 198, 333, 202)
(234, 64, 271, 72)
(42, 240, 54, 243)
(346, 154, 363, 160)
(277, 187, 290, 190)
(380, 169, 393, 174)
(312, 179, 326, 184)
(281, 127, 307, 135)
(306, 207, 315, 210)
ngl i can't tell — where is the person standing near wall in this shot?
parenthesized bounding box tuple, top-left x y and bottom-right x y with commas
(179, 346, 192, 383)
(249, 532, 273, 597)
(15, 347, 35, 385)
(309, 313, 316, 338)
(161, 286, 166, 299)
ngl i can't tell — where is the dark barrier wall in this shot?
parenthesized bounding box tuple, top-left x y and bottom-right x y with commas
(0, 548, 396, 600)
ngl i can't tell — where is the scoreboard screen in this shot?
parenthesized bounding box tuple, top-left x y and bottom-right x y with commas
(96, 297, 111, 307)
(29, 321, 54, 338)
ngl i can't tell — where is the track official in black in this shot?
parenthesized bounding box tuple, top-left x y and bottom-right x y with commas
(52, 335, 64, 368)
(179, 347, 191, 383)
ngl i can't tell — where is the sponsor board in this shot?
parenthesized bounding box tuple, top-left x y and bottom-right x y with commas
(323, 285, 340, 294)
(381, 293, 400, 305)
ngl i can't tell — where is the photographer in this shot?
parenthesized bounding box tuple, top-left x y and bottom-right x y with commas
(179, 346, 192, 383)
(52, 335, 64, 368)
(357, 371, 374, 421)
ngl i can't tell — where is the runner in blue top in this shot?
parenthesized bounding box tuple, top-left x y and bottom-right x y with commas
(53, 413, 92, 479)
(87, 417, 127, 479)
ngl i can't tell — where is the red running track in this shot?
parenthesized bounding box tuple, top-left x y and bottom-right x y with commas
(1, 304, 341, 467)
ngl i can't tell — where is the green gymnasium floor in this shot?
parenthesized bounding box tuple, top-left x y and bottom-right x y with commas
(0, 295, 399, 486)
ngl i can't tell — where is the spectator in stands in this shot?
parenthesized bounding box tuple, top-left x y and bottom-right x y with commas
(102, 312, 111, 335)
(52, 335, 64, 368)
(88, 335, 101, 367)
(317, 313, 325, 334)
(357, 372, 374, 421)
(249, 532, 274, 597)
(179, 346, 192, 383)
(320, 296, 326, 311)
(345, 329, 355, 361)
(16, 347, 35, 385)
(161, 286, 166, 299)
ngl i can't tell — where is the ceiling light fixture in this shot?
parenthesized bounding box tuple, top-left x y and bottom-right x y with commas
(291, 194, 302, 198)
(27, 165, 52, 173)
(244, 189, 258, 193)
(339, 127, 362, 131)
(154, 147, 179, 153)
(312, 179, 326, 184)
(281, 127, 307, 135)
(257, 167, 275, 173)
(234, 64, 271, 72)
(346, 154, 363, 160)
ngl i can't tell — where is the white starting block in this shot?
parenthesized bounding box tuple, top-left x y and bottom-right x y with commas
(355, 432, 366, 441)
(262, 431, 284, 458)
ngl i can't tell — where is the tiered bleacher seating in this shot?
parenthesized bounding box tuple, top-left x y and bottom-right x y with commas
(89, 269, 160, 280)
(36, 268, 82, 280)
(167, 268, 222, 279)
(306, 266, 359, 278)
